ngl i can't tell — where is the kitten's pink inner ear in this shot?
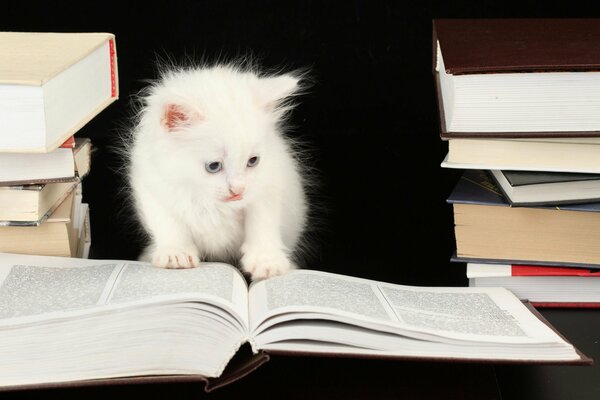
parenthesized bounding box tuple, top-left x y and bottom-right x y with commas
(161, 104, 201, 132)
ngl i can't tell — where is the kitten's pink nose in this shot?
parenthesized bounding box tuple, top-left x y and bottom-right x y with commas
(227, 176, 245, 197)
(228, 184, 245, 196)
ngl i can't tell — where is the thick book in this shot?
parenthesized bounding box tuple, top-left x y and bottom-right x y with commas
(447, 170, 600, 266)
(467, 263, 600, 308)
(0, 180, 78, 226)
(0, 137, 92, 186)
(489, 169, 600, 206)
(0, 191, 87, 257)
(0, 32, 118, 153)
(0, 253, 590, 391)
(0, 138, 92, 225)
(433, 19, 600, 137)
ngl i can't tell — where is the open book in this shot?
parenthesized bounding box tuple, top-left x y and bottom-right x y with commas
(0, 253, 589, 391)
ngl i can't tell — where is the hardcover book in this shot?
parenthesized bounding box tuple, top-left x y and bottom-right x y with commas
(0, 192, 86, 257)
(0, 32, 118, 153)
(0, 137, 92, 186)
(467, 263, 600, 308)
(0, 180, 78, 226)
(489, 169, 600, 206)
(0, 138, 92, 225)
(441, 138, 600, 174)
(447, 170, 600, 266)
(433, 19, 600, 137)
(0, 253, 590, 391)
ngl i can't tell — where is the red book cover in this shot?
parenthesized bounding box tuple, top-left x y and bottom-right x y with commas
(512, 265, 600, 277)
(59, 136, 76, 149)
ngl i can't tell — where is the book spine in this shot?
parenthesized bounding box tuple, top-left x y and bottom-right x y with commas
(109, 38, 117, 98)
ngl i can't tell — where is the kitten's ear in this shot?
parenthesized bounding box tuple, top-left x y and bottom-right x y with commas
(160, 104, 202, 132)
(255, 74, 300, 111)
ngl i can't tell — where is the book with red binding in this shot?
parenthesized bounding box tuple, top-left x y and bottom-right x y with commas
(0, 32, 118, 153)
(58, 137, 75, 149)
(447, 170, 600, 266)
(467, 263, 600, 308)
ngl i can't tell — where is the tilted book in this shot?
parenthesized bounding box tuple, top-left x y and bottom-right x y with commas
(447, 170, 600, 266)
(0, 253, 590, 392)
(0, 180, 78, 226)
(489, 170, 600, 206)
(0, 32, 118, 153)
(433, 19, 600, 138)
(0, 138, 92, 225)
(0, 192, 83, 257)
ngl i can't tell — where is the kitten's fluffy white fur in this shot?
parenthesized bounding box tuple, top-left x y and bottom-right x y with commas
(128, 65, 308, 280)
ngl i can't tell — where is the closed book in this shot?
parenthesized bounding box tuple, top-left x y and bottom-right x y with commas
(72, 137, 92, 179)
(0, 180, 78, 225)
(441, 138, 600, 174)
(467, 263, 600, 308)
(75, 203, 91, 259)
(0, 136, 92, 186)
(0, 32, 118, 153)
(447, 170, 600, 266)
(0, 192, 80, 257)
(433, 19, 600, 137)
(489, 170, 600, 206)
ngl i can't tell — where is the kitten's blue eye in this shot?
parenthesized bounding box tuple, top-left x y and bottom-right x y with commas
(205, 161, 222, 173)
(247, 156, 260, 168)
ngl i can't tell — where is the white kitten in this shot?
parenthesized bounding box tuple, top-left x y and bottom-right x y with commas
(127, 65, 308, 280)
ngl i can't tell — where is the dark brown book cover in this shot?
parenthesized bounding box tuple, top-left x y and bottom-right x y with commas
(432, 18, 600, 139)
(434, 19, 600, 74)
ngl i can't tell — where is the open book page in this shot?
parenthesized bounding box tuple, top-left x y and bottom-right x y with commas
(248, 270, 568, 345)
(0, 253, 249, 329)
(0, 253, 253, 385)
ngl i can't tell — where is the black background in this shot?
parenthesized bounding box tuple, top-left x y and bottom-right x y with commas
(4, 0, 470, 286)
(1, 2, 600, 399)
(3, 0, 599, 283)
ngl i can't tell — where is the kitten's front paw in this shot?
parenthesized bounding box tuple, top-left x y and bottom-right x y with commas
(241, 249, 294, 280)
(151, 248, 200, 269)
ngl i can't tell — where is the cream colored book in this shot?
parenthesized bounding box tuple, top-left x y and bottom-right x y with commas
(0, 32, 118, 153)
(75, 204, 91, 259)
(0, 136, 92, 186)
(0, 180, 78, 225)
(441, 137, 600, 173)
(0, 138, 92, 225)
(0, 192, 81, 257)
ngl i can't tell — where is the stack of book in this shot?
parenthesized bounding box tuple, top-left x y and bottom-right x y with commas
(0, 32, 118, 258)
(434, 19, 600, 308)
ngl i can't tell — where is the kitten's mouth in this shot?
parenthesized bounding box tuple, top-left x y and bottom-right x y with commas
(224, 194, 244, 202)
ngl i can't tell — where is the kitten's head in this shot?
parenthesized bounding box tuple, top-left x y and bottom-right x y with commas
(137, 65, 302, 205)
